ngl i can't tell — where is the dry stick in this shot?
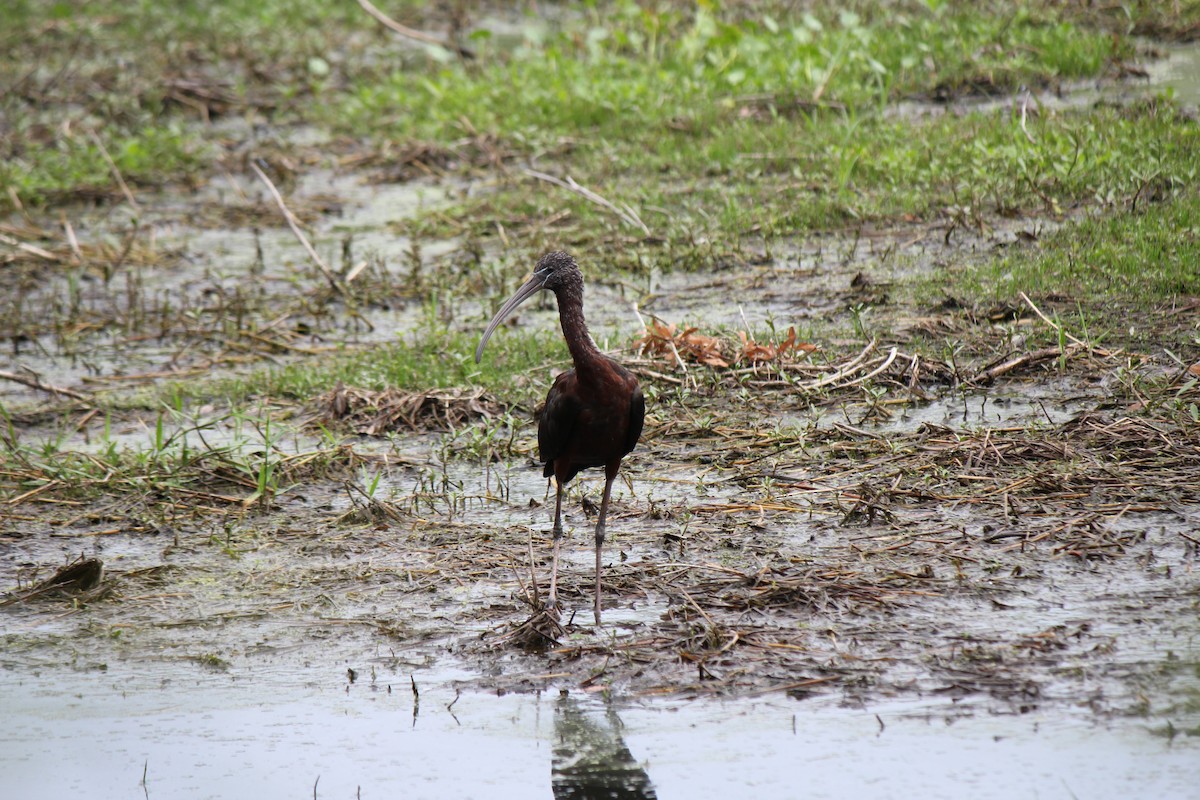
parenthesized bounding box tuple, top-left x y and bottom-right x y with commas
(87, 130, 139, 212)
(972, 346, 1073, 385)
(249, 161, 345, 297)
(6, 186, 24, 214)
(833, 347, 898, 389)
(6, 480, 63, 506)
(1018, 90, 1036, 144)
(109, 223, 140, 275)
(60, 215, 83, 262)
(679, 587, 719, 629)
(628, 363, 683, 385)
(803, 339, 877, 391)
(811, 44, 844, 104)
(1019, 291, 1118, 358)
(527, 530, 540, 606)
(355, 0, 475, 59)
(0, 368, 91, 401)
(0, 232, 61, 262)
(523, 169, 651, 236)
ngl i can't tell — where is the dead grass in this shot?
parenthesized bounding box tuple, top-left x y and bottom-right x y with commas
(316, 383, 501, 434)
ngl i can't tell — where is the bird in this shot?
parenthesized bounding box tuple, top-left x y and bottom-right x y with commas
(475, 250, 645, 625)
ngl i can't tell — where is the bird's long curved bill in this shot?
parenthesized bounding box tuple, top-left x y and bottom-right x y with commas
(474, 273, 546, 363)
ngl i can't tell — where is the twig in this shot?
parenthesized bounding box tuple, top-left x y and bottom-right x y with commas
(1018, 89, 1036, 144)
(0, 368, 91, 401)
(87, 130, 140, 212)
(109, 222, 140, 275)
(528, 529, 540, 606)
(812, 42, 844, 104)
(356, 0, 475, 60)
(1129, 170, 1161, 214)
(748, 676, 839, 697)
(0, 232, 62, 262)
(804, 340, 877, 390)
(679, 588, 719, 629)
(1019, 292, 1118, 358)
(627, 363, 683, 385)
(523, 169, 651, 236)
(834, 347, 898, 389)
(971, 346, 1072, 385)
(61, 215, 83, 262)
(6, 186, 24, 214)
(250, 161, 345, 296)
(344, 482, 405, 523)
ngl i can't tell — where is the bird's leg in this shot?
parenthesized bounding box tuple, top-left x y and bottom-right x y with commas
(594, 472, 616, 626)
(548, 480, 564, 611)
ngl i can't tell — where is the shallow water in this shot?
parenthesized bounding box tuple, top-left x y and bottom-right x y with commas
(1, 660, 1196, 800)
(1146, 43, 1200, 108)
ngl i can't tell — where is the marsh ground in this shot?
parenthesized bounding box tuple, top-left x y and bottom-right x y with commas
(2, 1, 1200, 796)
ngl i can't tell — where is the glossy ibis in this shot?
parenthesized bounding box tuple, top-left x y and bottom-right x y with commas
(475, 251, 645, 624)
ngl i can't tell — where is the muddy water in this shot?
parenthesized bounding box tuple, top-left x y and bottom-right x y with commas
(886, 40, 1200, 121)
(1146, 43, 1200, 108)
(1, 661, 1196, 800)
(1, 168, 457, 407)
(5, 411, 1200, 794)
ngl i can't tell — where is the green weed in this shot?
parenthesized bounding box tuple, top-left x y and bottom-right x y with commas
(955, 192, 1200, 305)
(0, 125, 206, 208)
(207, 325, 569, 407)
(342, 4, 1121, 143)
(395, 102, 1199, 259)
(0, 404, 347, 508)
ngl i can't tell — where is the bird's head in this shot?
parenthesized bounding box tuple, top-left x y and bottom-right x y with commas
(529, 250, 582, 293)
(475, 251, 582, 363)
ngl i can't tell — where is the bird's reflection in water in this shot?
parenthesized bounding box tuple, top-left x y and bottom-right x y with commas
(552, 692, 657, 799)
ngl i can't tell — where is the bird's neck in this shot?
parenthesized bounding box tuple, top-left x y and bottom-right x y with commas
(556, 291, 604, 374)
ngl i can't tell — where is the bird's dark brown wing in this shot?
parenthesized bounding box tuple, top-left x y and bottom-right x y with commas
(624, 385, 645, 457)
(538, 370, 580, 477)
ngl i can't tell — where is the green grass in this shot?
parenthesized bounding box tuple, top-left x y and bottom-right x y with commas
(0, 2, 1154, 214)
(1, 0, 373, 67)
(394, 101, 1200, 262)
(3, 1, 1195, 404)
(205, 325, 571, 407)
(0, 402, 334, 507)
(0, 124, 206, 207)
(0, 0, 378, 210)
(1047, 0, 1200, 41)
(909, 187, 1200, 360)
(341, 4, 1124, 144)
(4, 0, 1197, 507)
(955, 191, 1200, 305)
(0, 321, 571, 501)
